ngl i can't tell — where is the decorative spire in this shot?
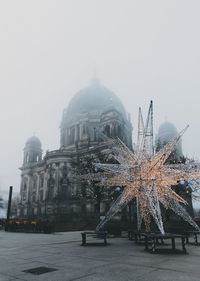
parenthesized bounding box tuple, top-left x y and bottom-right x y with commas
(91, 67, 100, 86)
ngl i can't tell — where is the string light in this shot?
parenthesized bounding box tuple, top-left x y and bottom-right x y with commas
(93, 128, 200, 234)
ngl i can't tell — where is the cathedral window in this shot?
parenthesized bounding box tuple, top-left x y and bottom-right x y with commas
(32, 192, 36, 203)
(25, 153, 29, 163)
(117, 124, 122, 139)
(104, 125, 111, 137)
(83, 125, 86, 135)
(33, 175, 38, 190)
(39, 190, 43, 201)
(22, 178, 28, 201)
(39, 174, 44, 188)
(69, 126, 75, 144)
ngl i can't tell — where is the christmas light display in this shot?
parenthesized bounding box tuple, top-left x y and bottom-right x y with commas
(92, 102, 200, 234)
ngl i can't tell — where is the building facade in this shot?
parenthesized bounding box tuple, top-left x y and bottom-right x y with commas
(18, 79, 133, 224)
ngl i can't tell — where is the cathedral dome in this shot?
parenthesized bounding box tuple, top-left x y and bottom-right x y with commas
(60, 78, 132, 149)
(63, 79, 127, 125)
(23, 136, 42, 165)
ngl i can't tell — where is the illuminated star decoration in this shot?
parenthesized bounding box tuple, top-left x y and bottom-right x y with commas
(94, 102, 200, 234)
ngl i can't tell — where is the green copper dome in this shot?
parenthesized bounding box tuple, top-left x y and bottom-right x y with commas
(63, 80, 127, 124)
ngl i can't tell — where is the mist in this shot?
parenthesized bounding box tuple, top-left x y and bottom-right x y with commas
(0, 0, 200, 197)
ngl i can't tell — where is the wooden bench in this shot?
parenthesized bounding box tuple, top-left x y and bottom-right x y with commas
(81, 231, 108, 246)
(143, 233, 187, 254)
(128, 229, 164, 245)
(185, 230, 200, 245)
(128, 229, 145, 242)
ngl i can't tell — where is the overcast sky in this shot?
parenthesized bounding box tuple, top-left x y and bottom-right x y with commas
(0, 0, 200, 198)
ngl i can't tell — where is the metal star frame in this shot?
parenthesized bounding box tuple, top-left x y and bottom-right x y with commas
(93, 102, 200, 234)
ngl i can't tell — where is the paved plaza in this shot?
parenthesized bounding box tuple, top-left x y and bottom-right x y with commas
(0, 230, 200, 281)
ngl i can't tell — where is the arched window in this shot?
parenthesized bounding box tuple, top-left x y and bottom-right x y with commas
(117, 124, 122, 139)
(23, 183, 27, 192)
(22, 177, 28, 201)
(69, 126, 75, 144)
(39, 190, 43, 201)
(39, 174, 44, 188)
(33, 175, 38, 190)
(32, 193, 36, 203)
(25, 153, 29, 164)
(104, 125, 110, 137)
(83, 125, 87, 135)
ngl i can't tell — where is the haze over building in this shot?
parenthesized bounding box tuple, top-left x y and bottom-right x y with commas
(0, 1, 200, 203)
(19, 80, 132, 222)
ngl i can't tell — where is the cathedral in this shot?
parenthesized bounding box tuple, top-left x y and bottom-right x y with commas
(18, 78, 133, 225)
(18, 78, 187, 227)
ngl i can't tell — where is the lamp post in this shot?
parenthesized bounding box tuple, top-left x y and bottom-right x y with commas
(7, 186, 13, 221)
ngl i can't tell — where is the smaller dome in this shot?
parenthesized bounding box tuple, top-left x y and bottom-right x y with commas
(156, 121, 183, 158)
(25, 136, 42, 149)
(158, 121, 178, 141)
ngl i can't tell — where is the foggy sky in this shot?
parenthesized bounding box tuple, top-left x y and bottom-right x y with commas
(0, 0, 200, 198)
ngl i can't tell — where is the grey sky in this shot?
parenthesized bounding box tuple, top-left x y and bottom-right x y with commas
(0, 0, 200, 197)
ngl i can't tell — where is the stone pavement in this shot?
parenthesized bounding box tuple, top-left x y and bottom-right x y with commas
(0, 231, 200, 281)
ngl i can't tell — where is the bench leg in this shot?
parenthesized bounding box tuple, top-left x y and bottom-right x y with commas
(145, 236, 149, 251)
(181, 237, 187, 254)
(172, 237, 176, 251)
(151, 238, 156, 253)
(194, 234, 198, 245)
(82, 234, 86, 246)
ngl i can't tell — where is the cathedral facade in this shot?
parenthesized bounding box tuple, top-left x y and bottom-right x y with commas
(18, 79, 133, 224)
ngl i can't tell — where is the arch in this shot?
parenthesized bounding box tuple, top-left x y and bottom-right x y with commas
(22, 177, 28, 201)
(33, 174, 38, 190)
(32, 192, 36, 203)
(69, 126, 75, 144)
(83, 124, 87, 135)
(23, 178, 28, 191)
(39, 174, 44, 188)
(39, 190, 43, 201)
(104, 125, 111, 137)
(25, 153, 29, 164)
(117, 124, 123, 139)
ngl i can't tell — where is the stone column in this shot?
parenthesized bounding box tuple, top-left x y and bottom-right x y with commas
(80, 123, 83, 140)
(43, 172, 48, 201)
(26, 175, 30, 203)
(75, 125, 78, 142)
(36, 174, 40, 202)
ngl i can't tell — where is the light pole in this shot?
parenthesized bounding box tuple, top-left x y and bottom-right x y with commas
(7, 186, 13, 221)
